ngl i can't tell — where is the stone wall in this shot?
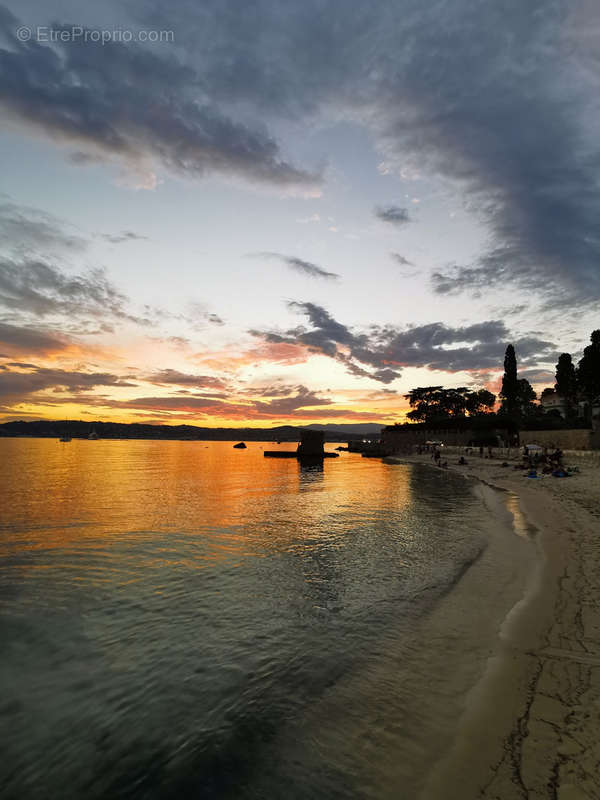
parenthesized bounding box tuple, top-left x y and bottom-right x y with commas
(382, 426, 600, 453)
(381, 427, 509, 451)
(520, 429, 596, 450)
(382, 428, 472, 450)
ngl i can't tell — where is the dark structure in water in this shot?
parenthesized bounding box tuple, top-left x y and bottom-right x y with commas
(264, 430, 339, 460)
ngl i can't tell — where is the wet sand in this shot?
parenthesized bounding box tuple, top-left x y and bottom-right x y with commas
(387, 451, 600, 800)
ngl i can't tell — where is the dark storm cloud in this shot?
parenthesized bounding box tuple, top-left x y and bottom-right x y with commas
(2, 0, 598, 303)
(374, 206, 411, 225)
(0, 257, 152, 325)
(250, 252, 339, 280)
(135, 0, 600, 304)
(0, 7, 319, 190)
(252, 303, 556, 383)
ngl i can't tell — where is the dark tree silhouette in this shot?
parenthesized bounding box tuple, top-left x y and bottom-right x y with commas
(500, 344, 518, 416)
(577, 330, 600, 401)
(405, 386, 495, 422)
(554, 352, 577, 414)
(516, 378, 537, 415)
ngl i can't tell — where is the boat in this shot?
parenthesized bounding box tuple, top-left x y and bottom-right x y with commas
(88, 431, 98, 440)
(233, 442, 247, 449)
(59, 436, 72, 442)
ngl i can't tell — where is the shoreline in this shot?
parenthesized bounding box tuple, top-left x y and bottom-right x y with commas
(392, 453, 600, 799)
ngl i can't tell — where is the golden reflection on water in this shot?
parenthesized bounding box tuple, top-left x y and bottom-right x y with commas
(1, 439, 505, 800)
(0, 439, 413, 566)
(504, 492, 533, 538)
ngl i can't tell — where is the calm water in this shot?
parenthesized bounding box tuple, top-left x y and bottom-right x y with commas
(0, 440, 534, 799)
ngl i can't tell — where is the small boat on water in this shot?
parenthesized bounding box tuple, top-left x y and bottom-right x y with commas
(88, 431, 99, 440)
(59, 436, 72, 442)
(233, 442, 247, 449)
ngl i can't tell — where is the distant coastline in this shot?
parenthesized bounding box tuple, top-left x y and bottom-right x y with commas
(0, 420, 383, 443)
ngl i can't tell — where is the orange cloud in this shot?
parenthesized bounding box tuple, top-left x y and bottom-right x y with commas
(194, 341, 310, 372)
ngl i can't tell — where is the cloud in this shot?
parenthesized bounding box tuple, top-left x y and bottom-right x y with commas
(391, 253, 414, 266)
(135, 0, 600, 304)
(374, 206, 411, 225)
(0, 365, 137, 399)
(101, 231, 148, 244)
(0, 200, 87, 256)
(518, 368, 556, 385)
(0, 8, 319, 191)
(2, 0, 599, 304)
(390, 252, 419, 278)
(182, 302, 226, 329)
(251, 385, 332, 415)
(0, 321, 73, 357)
(250, 252, 339, 280)
(100, 391, 375, 420)
(145, 368, 227, 390)
(0, 257, 151, 326)
(252, 302, 557, 382)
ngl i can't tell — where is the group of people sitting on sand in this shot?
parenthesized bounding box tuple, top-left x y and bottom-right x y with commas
(517, 445, 570, 478)
(417, 442, 575, 479)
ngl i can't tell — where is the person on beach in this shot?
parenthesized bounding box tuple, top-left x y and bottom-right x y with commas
(479, 445, 484, 458)
(458, 456, 467, 465)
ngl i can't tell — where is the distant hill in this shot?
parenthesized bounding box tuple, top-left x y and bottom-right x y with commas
(0, 420, 382, 442)
(304, 423, 385, 434)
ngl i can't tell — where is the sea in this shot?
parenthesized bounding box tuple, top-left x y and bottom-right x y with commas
(0, 439, 537, 799)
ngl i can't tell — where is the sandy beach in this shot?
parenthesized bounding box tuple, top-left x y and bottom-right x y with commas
(387, 450, 600, 800)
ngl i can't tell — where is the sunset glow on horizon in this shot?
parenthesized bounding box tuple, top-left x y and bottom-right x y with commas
(1, 0, 599, 428)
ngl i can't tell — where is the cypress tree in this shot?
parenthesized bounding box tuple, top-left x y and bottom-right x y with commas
(500, 344, 518, 416)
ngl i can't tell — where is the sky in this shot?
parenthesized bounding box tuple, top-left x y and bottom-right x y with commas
(0, 0, 599, 427)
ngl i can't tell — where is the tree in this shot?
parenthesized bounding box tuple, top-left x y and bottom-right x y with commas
(577, 330, 600, 401)
(465, 389, 496, 416)
(516, 378, 537, 417)
(500, 344, 518, 416)
(554, 352, 577, 415)
(405, 386, 496, 423)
